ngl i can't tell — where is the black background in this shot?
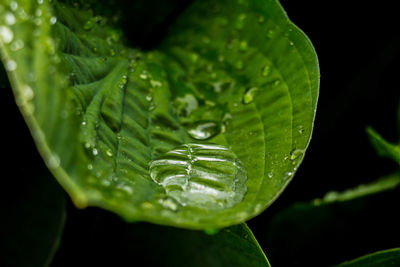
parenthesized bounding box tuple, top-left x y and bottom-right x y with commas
(1, 1, 399, 266)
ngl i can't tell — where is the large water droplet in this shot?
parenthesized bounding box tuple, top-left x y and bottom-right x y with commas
(187, 121, 220, 140)
(5, 12, 16, 25)
(149, 143, 247, 210)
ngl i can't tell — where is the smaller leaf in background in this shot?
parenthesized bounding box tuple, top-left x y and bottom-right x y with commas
(51, 209, 269, 267)
(336, 248, 400, 267)
(265, 173, 400, 267)
(367, 127, 400, 165)
(0, 173, 66, 267)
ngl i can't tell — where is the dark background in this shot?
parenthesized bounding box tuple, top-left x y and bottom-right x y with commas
(1, 1, 399, 266)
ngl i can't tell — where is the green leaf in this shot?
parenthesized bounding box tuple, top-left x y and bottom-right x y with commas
(367, 127, 400, 165)
(53, 211, 269, 267)
(336, 248, 400, 267)
(266, 173, 400, 266)
(0, 173, 66, 267)
(0, 0, 319, 228)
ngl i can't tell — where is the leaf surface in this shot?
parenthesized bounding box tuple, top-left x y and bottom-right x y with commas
(53, 211, 269, 267)
(336, 248, 400, 267)
(266, 173, 400, 266)
(0, 0, 319, 228)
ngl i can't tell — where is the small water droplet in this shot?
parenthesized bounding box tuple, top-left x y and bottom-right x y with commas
(10, 39, 24, 51)
(298, 125, 305, 134)
(290, 149, 304, 161)
(5, 60, 17, 71)
(47, 154, 60, 169)
(145, 94, 152, 101)
(261, 65, 270, 77)
(187, 121, 220, 140)
(242, 87, 258, 104)
(159, 198, 178, 211)
(106, 149, 113, 157)
(174, 94, 198, 117)
(87, 164, 93, 170)
(150, 80, 162, 88)
(92, 148, 98, 156)
(5, 12, 16, 25)
(268, 172, 274, 178)
(139, 70, 149, 80)
(10, 1, 18, 11)
(239, 40, 248, 51)
(81, 121, 87, 126)
(22, 85, 34, 100)
(50, 16, 57, 25)
(0, 26, 14, 44)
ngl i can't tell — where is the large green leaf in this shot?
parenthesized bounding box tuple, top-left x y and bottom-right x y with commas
(53, 212, 269, 267)
(0, 0, 319, 228)
(336, 248, 400, 267)
(265, 173, 400, 266)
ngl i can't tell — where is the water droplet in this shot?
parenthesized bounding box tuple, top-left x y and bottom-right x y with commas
(150, 80, 162, 88)
(5, 12, 16, 25)
(47, 154, 60, 169)
(242, 87, 258, 104)
(290, 149, 304, 161)
(239, 40, 248, 51)
(174, 94, 198, 117)
(139, 70, 149, 80)
(261, 65, 270, 77)
(92, 148, 98, 156)
(106, 149, 113, 157)
(50, 16, 57, 25)
(149, 143, 247, 210)
(0, 26, 14, 44)
(21, 85, 34, 100)
(187, 121, 220, 140)
(145, 94, 152, 102)
(268, 172, 274, 178)
(81, 121, 87, 126)
(158, 198, 178, 211)
(10, 39, 24, 51)
(5, 60, 17, 71)
(273, 80, 281, 86)
(298, 125, 305, 134)
(87, 164, 93, 170)
(10, 1, 18, 11)
(37, 0, 44, 4)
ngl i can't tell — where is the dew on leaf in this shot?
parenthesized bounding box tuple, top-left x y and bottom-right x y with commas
(10, 39, 24, 51)
(261, 65, 270, 77)
(0, 26, 14, 44)
(50, 16, 57, 25)
(174, 94, 198, 117)
(5, 12, 16, 25)
(243, 87, 258, 104)
(187, 120, 220, 140)
(92, 148, 98, 156)
(5, 60, 17, 71)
